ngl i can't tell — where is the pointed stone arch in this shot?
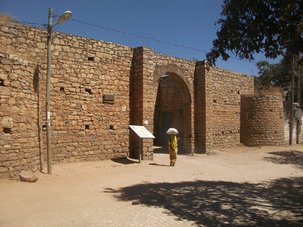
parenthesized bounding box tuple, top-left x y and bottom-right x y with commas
(153, 65, 193, 154)
(129, 48, 196, 160)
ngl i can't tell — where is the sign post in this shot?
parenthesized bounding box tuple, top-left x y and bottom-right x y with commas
(129, 125, 155, 163)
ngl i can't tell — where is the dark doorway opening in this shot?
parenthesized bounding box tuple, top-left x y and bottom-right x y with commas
(154, 73, 191, 154)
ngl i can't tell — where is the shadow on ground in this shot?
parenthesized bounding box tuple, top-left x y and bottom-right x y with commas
(153, 146, 167, 154)
(111, 157, 138, 165)
(153, 146, 191, 155)
(264, 150, 303, 169)
(149, 163, 170, 167)
(105, 177, 303, 226)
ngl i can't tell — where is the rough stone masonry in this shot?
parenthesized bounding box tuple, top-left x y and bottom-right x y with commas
(0, 17, 285, 178)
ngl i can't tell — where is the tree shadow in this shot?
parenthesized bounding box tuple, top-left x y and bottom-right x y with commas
(105, 177, 303, 226)
(264, 150, 303, 169)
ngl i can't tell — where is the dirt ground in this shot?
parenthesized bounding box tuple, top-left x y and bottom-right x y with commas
(0, 144, 303, 226)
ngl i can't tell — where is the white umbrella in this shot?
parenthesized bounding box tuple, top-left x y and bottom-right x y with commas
(166, 128, 178, 135)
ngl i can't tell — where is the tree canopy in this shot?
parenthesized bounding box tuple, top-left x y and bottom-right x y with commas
(207, 0, 303, 65)
(255, 60, 291, 88)
(255, 60, 303, 105)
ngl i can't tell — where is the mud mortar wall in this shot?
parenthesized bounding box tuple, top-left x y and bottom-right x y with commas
(205, 67, 255, 149)
(0, 20, 133, 178)
(241, 95, 284, 146)
(0, 19, 275, 179)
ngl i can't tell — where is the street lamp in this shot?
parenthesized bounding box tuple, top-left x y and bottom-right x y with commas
(46, 7, 72, 174)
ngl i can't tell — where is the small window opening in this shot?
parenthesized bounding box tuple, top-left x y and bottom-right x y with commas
(60, 87, 65, 92)
(109, 125, 114, 130)
(85, 88, 92, 94)
(42, 125, 46, 131)
(103, 95, 115, 104)
(237, 91, 240, 94)
(213, 99, 217, 103)
(0, 79, 4, 86)
(222, 131, 225, 134)
(85, 125, 90, 130)
(88, 56, 95, 61)
(269, 109, 273, 112)
(3, 127, 12, 134)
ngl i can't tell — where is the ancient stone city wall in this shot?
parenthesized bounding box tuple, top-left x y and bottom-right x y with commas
(205, 66, 255, 149)
(0, 18, 283, 179)
(130, 47, 196, 156)
(241, 95, 285, 146)
(0, 20, 133, 178)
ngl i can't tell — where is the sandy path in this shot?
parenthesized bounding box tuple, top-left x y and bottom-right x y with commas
(0, 144, 302, 226)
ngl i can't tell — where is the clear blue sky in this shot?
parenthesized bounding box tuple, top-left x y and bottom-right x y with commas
(0, 0, 279, 76)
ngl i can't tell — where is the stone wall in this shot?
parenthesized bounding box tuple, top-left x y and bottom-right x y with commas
(193, 61, 206, 152)
(0, 19, 283, 179)
(241, 95, 284, 146)
(135, 47, 196, 154)
(0, 20, 133, 178)
(205, 66, 255, 149)
(0, 54, 41, 178)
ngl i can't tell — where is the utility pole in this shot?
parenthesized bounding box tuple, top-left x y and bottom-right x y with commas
(296, 63, 301, 144)
(46, 7, 53, 174)
(45, 7, 72, 174)
(289, 55, 296, 145)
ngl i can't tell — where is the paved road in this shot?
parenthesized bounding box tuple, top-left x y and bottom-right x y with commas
(1, 145, 303, 226)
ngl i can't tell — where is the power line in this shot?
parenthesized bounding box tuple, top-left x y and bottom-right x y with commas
(71, 18, 257, 64)
(71, 18, 207, 53)
(1, 17, 257, 65)
(2, 18, 45, 27)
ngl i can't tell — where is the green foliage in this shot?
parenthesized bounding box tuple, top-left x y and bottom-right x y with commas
(255, 60, 291, 88)
(207, 0, 303, 65)
(255, 60, 303, 105)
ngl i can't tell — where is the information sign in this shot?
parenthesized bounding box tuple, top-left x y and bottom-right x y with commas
(129, 125, 155, 139)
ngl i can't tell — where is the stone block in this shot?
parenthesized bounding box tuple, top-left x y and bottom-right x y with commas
(0, 87, 10, 96)
(1, 116, 13, 128)
(0, 74, 7, 81)
(19, 171, 38, 183)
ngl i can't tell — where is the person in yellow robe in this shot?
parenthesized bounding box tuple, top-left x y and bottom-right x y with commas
(168, 134, 178, 166)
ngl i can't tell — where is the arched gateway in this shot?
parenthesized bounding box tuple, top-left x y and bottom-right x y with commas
(129, 47, 196, 160)
(153, 72, 191, 154)
(128, 47, 256, 160)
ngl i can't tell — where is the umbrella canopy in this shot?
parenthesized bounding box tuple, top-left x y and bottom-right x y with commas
(166, 128, 178, 135)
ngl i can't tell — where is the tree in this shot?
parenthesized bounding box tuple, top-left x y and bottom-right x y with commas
(255, 60, 291, 88)
(207, 0, 303, 65)
(255, 60, 303, 105)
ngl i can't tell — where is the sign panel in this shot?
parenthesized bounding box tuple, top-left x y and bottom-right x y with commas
(129, 125, 155, 139)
